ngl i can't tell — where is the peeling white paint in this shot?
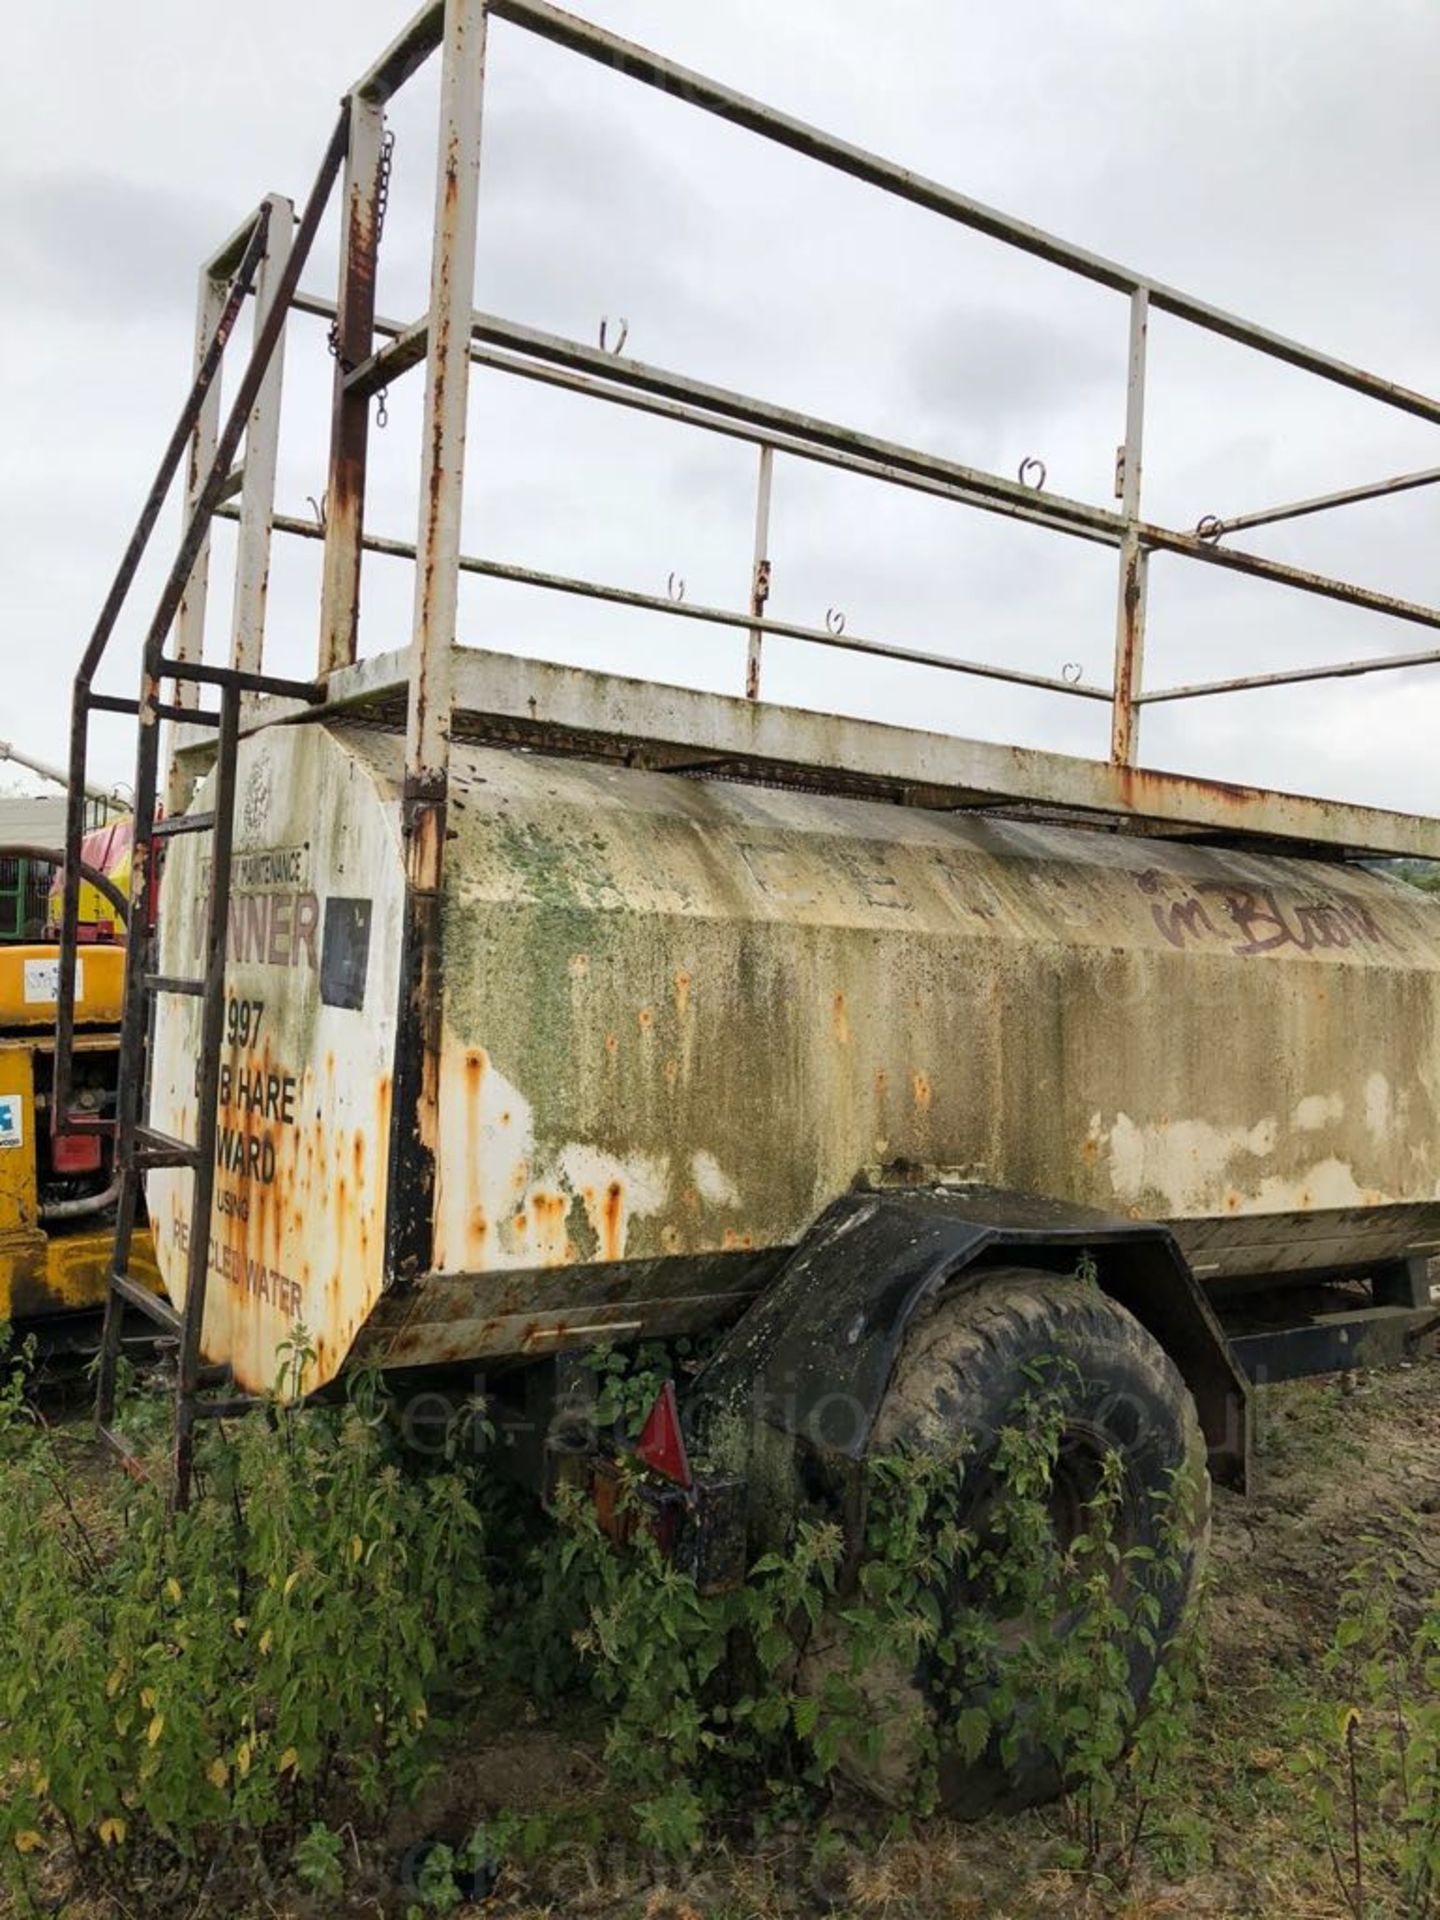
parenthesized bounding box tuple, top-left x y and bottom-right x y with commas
(557, 1144, 671, 1221)
(1365, 1072, 1393, 1142)
(691, 1149, 740, 1208)
(1095, 1111, 1280, 1213)
(1294, 1093, 1344, 1132)
(434, 1045, 672, 1270)
(1249, 1160, 1385, 1213)
(1088, 1109, 1391, 1216)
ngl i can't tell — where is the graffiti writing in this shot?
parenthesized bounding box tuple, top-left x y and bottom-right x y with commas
(1135, 870, 1390, 958)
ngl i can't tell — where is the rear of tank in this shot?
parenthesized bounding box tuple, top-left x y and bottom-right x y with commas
(147, 722, 407, 1395)
(147, 718, 1440, 1399)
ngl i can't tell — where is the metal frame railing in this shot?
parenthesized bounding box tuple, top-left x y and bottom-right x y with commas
(187, 0, 1440, 803)
(155, 3, 1440, 1244)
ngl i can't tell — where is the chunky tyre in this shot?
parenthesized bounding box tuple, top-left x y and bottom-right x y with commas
(800, 1266, 1210, 1817)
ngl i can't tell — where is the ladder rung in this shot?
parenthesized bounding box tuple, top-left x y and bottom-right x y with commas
(134, 1125, 201, 1168)
(163, 658, 321, 703)
(152, 812, 216, 840)
(143, 974, 206, 997)
(153, 703, 222, 727)
(343, 322, 429, 401)
(110, 1270, 182, 1334)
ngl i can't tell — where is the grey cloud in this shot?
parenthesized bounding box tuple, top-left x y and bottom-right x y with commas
(905, 304, 1115, 427)
(3, 0, 1438, 820)
(0, 171, 230, 316)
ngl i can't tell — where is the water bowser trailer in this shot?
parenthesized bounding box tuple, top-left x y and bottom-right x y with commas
(56, 0, 1440, 1814)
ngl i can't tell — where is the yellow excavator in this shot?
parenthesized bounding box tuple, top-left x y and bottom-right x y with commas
(0, 741, 158, 1343)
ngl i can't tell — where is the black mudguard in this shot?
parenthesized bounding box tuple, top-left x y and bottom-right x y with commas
(690, 1185, 1250, 1491)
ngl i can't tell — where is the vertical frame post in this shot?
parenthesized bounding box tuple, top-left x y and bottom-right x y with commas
(745, 443, 774, 700)
(387, 0, 488, 1283)
(1110, 287, 1150, 766)
(318, 97, 386, 677)
(407, 0, 486, 796)
(230, 194, 294, 679)
(166, 267, 226, 812)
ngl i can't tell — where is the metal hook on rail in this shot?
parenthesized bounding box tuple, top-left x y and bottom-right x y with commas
(307, 492, 327, 532)
(825, 607, 847, 636)
(600, 315, 630, 356)
(1062, 662, 1084, 685)
(667, 572, 686, 604)
(1018, 457, 1048, 491)
(1196, 513, 1225, 545)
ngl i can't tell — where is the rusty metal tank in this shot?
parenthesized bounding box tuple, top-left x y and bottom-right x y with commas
(146, 718, 1440, 1397)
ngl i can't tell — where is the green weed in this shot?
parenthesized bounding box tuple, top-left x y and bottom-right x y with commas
(0, 1333, 489, 1909)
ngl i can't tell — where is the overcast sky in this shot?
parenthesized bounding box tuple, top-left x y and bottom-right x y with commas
(3, 0, 1439, 813)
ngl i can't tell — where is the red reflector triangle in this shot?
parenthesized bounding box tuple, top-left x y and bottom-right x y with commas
(636, 1380, 692, 1489)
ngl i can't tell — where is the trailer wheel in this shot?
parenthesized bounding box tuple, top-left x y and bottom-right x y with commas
(800, 1266, 1210, 1817)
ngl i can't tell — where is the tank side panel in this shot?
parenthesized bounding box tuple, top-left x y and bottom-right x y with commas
(424, 749, 1440, 1353)
(147, 725, 405, 1396)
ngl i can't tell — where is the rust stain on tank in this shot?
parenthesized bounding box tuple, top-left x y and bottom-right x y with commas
(530, 1190, 570, 1265)
(912, 1071, 932, 1111)
(637, 1006, 654, 1035)
(601, 1179, 624, 1262)
(674, 968, 692, 1017)
(832, 991, 851, 1047)
(461, 1047, 487, 1259)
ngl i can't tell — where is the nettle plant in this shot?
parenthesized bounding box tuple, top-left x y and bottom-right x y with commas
(0, 1322, 1207, 1907)
(1292, 1530, 1440, 1920)
(0, 1330, 490, 1909)
(539, 1352, 1207, 1866)
(939, 1364, 1208, 1870)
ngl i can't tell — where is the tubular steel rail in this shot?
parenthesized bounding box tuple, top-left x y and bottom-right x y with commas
(298, 0, 1440, 773)
(55, 0, 1440, 1476)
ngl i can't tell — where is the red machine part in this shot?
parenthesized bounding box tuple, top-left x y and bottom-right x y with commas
(51, 1131, 103, 1175)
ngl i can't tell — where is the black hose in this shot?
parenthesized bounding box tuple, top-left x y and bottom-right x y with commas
(40, 1177, 120, 1225)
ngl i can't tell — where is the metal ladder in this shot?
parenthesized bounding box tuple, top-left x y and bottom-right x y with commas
(53, 115, 348, 1506)
(93, 681, 247, 1502)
